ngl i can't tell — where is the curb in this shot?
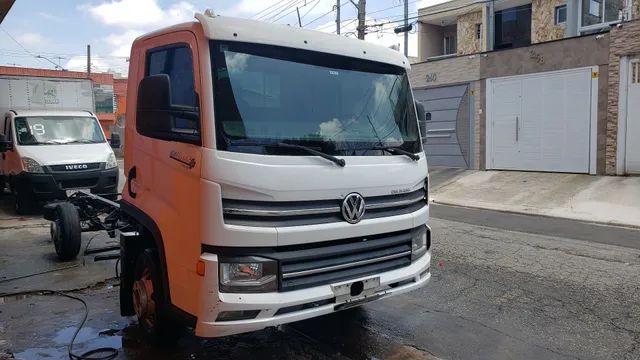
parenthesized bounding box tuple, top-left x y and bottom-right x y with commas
(431, 200, 640, 231)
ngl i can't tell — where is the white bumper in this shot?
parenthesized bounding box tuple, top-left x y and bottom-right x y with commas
(194, 251, 431, 338)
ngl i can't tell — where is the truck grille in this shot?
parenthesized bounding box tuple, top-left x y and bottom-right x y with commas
(222, 188, 427, 227)
(268, 229, 414, 291)
(48, 162, 102, 172)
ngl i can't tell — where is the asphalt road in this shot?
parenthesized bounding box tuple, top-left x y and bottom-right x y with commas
(1, 200, 639, 360)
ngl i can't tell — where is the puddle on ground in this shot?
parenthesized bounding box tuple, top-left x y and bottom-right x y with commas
(13, 326, 123, 360)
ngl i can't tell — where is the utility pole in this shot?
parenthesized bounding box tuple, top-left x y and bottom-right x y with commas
(350, 0, 366, 40)
(296, 7, 302, 27)
(404, 0, 408, 56)
(335, 0, 341, 35)
(87, 44, 91, 75)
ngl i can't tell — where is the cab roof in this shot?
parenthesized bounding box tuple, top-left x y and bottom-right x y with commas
(195, 13, 410, 69)
(8, 110, 95, 118)
(138, 13, 410, 70)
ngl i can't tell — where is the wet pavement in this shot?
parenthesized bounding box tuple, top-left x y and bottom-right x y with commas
(1, 188, 640, 359)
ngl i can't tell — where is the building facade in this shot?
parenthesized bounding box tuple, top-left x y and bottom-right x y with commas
(412, 0, 639, 175)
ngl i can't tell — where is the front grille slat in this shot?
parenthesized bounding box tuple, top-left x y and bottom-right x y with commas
(276, 228, 415, 291)
(269, 231, 412, 263)
(223, 188, 427, 227)
(281, 257, 411, 291)
(281, 244, 412, 275)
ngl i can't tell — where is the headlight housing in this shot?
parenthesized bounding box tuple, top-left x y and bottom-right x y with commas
(219, 256, 277, 293)
(411, 226, 430, 261)
(21, 157, 44, 173)
(105, 152, 118, 169)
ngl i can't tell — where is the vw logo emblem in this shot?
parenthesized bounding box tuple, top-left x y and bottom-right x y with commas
(341, 193, 366, 224)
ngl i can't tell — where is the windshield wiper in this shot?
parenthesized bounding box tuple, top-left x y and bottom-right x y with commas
(275, 143, 346, 167)
(228, 141, 346, 167)
(373, 146, 420, 161)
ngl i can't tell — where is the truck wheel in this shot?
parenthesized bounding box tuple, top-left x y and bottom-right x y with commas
(52, 203, 82, 261)
(133, 249, 184, 341)
(14, 190, 35, 215)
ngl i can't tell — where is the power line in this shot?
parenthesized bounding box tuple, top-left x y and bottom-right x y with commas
(251, 0, 292, 19)
(300, 0, 322, 21)
(0, 26, 64, 70)
(304, 0, 349, 27)
(261, 0, 304, 21)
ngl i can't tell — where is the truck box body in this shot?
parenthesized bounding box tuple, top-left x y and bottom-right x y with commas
(0, 75, 95, 114)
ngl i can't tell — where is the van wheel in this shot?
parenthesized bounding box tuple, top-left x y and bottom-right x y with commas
(52, 203, 82, 261)
(14, 190, 35, 215)
(133, 249, 184, 341)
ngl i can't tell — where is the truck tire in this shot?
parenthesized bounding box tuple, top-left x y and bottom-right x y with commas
(52, 203, 82, 261)
(133, 249, 184, 341)
(14, 190, 35, 215)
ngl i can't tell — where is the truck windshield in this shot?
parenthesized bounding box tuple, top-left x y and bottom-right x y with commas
(211, 41, 420, 156)
(14, 116, 105, 145)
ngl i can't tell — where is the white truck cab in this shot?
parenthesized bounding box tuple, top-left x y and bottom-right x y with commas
(0, 77, 120, 213)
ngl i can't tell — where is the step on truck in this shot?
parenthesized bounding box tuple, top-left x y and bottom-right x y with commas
(32, 11, 432, 339)
(0, 76, 120, 214)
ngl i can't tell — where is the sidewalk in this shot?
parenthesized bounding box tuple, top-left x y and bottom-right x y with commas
(430, 169, 640, 228)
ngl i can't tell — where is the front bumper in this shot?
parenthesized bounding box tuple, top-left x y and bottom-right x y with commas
(13, 167, 119, 200)
(194, 250, 431, 338)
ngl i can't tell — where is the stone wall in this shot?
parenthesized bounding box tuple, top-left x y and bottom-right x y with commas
(410, 55, 481, 88)
(532, 0, 566, 43)
(457, 11, 482, 55)
(606, 19, 640, 174)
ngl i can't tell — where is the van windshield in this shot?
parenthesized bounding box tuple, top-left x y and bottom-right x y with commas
(211, 41, 420, 156)
(14, 116, 105, 145)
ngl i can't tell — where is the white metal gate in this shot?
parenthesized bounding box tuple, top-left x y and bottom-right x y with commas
(487, 68, 595, 173)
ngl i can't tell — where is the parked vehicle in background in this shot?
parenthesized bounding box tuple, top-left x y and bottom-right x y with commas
(42, 11, 432, 340)
(0, 76, 120, 213)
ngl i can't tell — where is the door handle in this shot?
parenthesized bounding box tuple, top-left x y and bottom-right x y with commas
(516, 116, 519, 142)
(127, 166, 137, 199)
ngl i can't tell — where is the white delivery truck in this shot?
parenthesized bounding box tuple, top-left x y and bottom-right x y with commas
(0, 76, 120, 213)
(34, 12, 432, 340)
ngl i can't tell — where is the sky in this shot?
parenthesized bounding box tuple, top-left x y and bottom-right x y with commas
(0, 0, 443, 76)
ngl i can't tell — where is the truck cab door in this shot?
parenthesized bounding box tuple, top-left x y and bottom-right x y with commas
(125, 31, 204, 315)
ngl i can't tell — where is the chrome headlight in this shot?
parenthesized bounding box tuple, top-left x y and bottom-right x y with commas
(219, 256, 277, 293)
(105, 152, 117, 169)
(411, 226, 430, 261)
(21, 157, 44, 173)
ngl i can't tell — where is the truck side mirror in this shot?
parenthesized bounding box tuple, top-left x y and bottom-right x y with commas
(137, 74, 173, 135)
(110, 133, 121, 149)
(415, 101, 426, 122)
(0, 134, 12, 153)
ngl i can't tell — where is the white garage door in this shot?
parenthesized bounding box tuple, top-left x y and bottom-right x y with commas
(487, 68, 594, 173)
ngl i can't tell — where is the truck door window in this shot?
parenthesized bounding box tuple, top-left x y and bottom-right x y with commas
(143, 44, 200, 139)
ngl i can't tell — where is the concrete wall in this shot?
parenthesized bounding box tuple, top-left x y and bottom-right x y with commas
(606, 19, 640, 174)
(418, 23, 445, 61)
(481, 34, 609, 78)
(457, 11, 483, 55)
(532, 0, 566, 43)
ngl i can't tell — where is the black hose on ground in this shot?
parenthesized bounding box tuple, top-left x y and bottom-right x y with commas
(0, 289, 118, 360)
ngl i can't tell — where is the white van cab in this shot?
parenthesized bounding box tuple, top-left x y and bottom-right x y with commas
(0, 109, 119, 213)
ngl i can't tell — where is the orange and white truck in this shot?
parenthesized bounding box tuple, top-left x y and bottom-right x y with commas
(37, 11, 432, 340)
